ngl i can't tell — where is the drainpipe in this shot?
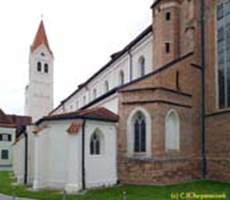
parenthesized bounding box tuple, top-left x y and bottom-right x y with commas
(200, 0, 207, 179)
(23, 130, 28, 185)
(19, 125, 28, 185)
(81, 120, 86, 190)
(128, 50, 133, 81)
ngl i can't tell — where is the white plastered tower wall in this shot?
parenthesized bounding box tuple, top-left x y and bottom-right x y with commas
(25, 21, 54, 122)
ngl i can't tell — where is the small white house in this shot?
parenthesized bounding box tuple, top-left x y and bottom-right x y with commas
(0, 109, 31, 171)
(0, 126, 15, 170)
(31, 107, 118, 193)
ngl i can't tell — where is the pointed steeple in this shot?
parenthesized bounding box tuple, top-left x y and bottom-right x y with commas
(31, 20, 53, 56)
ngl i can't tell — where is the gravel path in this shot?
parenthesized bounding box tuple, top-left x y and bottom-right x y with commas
(0, 194, 35, 200)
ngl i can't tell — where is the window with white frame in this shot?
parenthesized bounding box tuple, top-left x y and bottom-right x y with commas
(165, 110, 180, 151)
(217, 0, 230, 108)
(76, 101, 79, 110)
(1, 149, 9, 160)
(119, 70, 125, 85)
(104, 81, 109, 92)
(0, 134, 11, 142)
(44, 63, 49, 73)
(138, 56, 145, 78)
(93, 89, 97, 99)
(83, 96, 86, 105)
(37, 62, 42, 72)
(133, 111, 146, 153)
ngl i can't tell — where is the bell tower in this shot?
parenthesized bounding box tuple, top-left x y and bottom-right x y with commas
(25, 20, 54, 122)
(152, 0, 181, 69)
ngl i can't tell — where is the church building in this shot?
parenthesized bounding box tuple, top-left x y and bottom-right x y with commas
(13, 0, 230, 193)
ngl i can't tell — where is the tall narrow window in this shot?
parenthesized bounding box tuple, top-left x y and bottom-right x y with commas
(76, 101, 79, 110)
(90, 131, 102, 155)
(104, 81, 109, 92)
(138, 56, 145, 78)
(165, 110, 180, 151)
(37, 62, 41, 72)
(134, 112, 146, 153)
(93, 89, 97, 99)
(165, 43, 170, 53)
(119, 70, 125, 85)
(176, 71, 180, 90)
(217, 0, 230, 108)
(44, 63, 49, 73)
(166, 12, 171, 21)
(83, 96, 86, 105)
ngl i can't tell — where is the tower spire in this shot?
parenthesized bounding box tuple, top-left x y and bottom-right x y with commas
(31, 20, 53, 56)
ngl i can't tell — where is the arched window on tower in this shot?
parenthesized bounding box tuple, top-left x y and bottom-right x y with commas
(44, 63, 49, 73)
(133, 111, 146, 153)
(90, 129, 103, 155)
(138, 56, 145, 78)
(119, 70, 125, 86)
(165, 110, 180, 151)
(37, 62, 42, 72)
(104, 81, 109, 93)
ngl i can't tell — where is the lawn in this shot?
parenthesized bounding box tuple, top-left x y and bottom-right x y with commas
(0, 171, 230, 200)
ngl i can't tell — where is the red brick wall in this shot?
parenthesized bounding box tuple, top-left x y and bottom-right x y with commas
(117, 51, 203, 183)
(117, 0, 230, 185)
(204, 0, 230, 181)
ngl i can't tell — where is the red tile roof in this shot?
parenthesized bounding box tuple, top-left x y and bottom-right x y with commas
(8, 115, 32, 127)
(0, 108, 32, 128)
(37, 107, 119, 124)
(67, 122, 82, 134)
(31, 20, 53, 56)
(0, 109, 13, 125)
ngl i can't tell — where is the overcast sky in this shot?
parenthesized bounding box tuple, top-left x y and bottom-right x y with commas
(0, 0, 154, 115)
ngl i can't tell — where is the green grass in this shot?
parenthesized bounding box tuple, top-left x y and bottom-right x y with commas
(0, 171, 230, 200)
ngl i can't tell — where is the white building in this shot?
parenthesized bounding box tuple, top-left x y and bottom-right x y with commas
(14, 10, 153, 192)
(32, 107, 118, 193)
(0, 109, 31, 171)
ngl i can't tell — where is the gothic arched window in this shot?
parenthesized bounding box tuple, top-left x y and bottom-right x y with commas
(134, 112, 146, 153)
(90, 130, 102, 155)
(37, 62, 42, 72)
(138, 56, 145, 78)
(119, 70, 125, 85)
(165, 110, 180, 151)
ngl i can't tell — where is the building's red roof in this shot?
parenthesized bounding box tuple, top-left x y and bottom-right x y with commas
(0, 109, 13, 125)
(0, 108, 32, 129)
(67, 122, 83, 134)
(31, 20, 53, 56)
(8, 115, 32, 127)
(37, 107, 119, 124)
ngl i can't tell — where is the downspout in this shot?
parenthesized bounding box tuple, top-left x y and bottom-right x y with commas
(81, 119, 86, 190)
(20, 125, 28, 185)
(200, 0, 207, 179)
(128, 50, 133, 81)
